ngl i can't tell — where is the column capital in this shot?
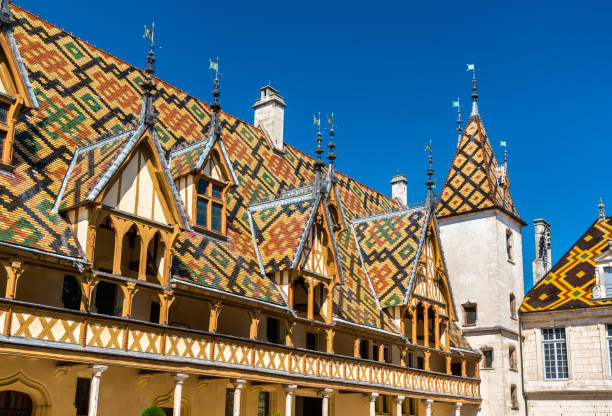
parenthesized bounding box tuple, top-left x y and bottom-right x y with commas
(89, 365, 108, 377)
(233, 379, 247, 389)
(321, 388, 333, 398)
(368, 392, 379, 401)
(455, 402, 463, 409)
(425, 399, 434, 406)
(173, 373, 189, 384)
(285, 384, 297, 393)
(396, 395, 405, 403)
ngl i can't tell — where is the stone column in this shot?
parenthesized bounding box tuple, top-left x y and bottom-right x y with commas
(232, 379, 247, 416)
(321, 388, 333, 416)
(172, 373, 189, 416)
(285, 384, 297, 416)
(396, 395, 405, 416)
(368, 393, 378, 416)
(87, 365, 108, 416)
(455, 402, 463, 416)
(424, 399, 433, 416)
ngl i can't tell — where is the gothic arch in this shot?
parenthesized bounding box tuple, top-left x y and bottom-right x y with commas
(0, 371, 52, 416)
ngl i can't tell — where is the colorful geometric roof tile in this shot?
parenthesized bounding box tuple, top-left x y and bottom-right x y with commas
(248, 186, 317, 274)
(2, 5, 460, 333)
(521, 216, 612, 313)
(437, 108, 522, 223)
(168, 135, 239, 183)
(449, 322, 474, 351)
(352, 206, 428, 308)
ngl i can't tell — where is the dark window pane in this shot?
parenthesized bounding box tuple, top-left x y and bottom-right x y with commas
(464, 306, 477, 325)
(75, 378, 90, 415)
(483, 350, 493, 368)
(95, 281, 117, 316)
(150, 302, 160, 323)
(306, 332, 316, 350)
(451, 362, 462, 376)
(359, 339, 369, 359)
(266, 317, 280, 344)
(257, 392, 269, 416)
(196, 197, 208, 226)
(212, 184, 223, 199)
(211, 202, 223, 232)
(0, 130, 6, 155)
(225, 389, 235, 416)
(197, 180, 209, 195)
(0, 104, 8, 123)
(62, 275, 82, 310)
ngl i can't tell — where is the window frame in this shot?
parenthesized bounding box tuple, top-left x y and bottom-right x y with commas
(463, 303, 477, 327)
(192, 173, 229, 236)
(506, 228, 514, 263)
(481, 348, 493, 369)
(509, 345, 518, 371)
(606, 324, 612, 378)
(542, 327, 569, 380)
(510, 384, 519, 410)
(509, 293, 517, 320)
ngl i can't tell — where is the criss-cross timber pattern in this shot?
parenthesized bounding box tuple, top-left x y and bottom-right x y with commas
(352, 207, 427, 308)
(521, 217, 612, 312)
(437, 114, 520, 221)
(5, 5, 444, 331)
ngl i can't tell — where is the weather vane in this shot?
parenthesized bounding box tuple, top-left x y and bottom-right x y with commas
(209, 57, 220, 80)
(327, 112, 335, 131)
(467, 63, 476, 77)
(143, 22, 155, 49)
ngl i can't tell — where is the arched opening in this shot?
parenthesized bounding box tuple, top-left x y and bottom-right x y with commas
(168, 297, 210, 331)
(439, 319, 447, 349)
(91, 280, 124, 316)
(217, 305, 250, 338)
(93, 215, 115, 272)
(15, 268, 64, 308)
(121, 225, 141, 279)
(313, 283, 328, 322)
(415, 303, 425, 346)
(0, 390, 32, 415)
(292, 277, 308, 318)
(427, 306, 436, 346)
(131, 287, 163, 323)
(0, 372, 52, 416)
(145, 231, 166, 285)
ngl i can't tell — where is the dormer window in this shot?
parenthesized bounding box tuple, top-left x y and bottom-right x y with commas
(193, 152, 230, 235)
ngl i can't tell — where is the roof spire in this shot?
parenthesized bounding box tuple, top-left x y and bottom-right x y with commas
(452, 98, 462, 146)
(326, 113, 336, 166)
(501, 140, 508, 165)
(209, 58, 221, 137)
(467, 64, 479, 116)
(140, 23, 157, 127)
(599, 197, 606, 220)
(425, 139, 434, 192)
(313, 112, 324, 172)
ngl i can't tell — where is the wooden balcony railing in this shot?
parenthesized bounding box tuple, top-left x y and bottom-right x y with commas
(0, 299, 480, 400)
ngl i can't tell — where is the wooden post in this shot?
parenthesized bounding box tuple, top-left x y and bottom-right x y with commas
(158, 290, 175, 325)
(461, 359, 467, 377)
(249, 310, 260, 339)
(137, 225, 155, 281)
(120, 282, 139, 318)
(208, 301, 222, 332)
(353, 337, 361, 358)
(446, 356, 452, 375)
(423, 304, 429, 348)
(3, 260, 25, 299)
(444, 320, 450, 352)
(434, 309, 440, 350)
(424, 351, 430, 371)
(110, 217, 130, 275)
(284, 320, 294, 346)
(411, 307, 417, 345)
(325, 328, 335, 354)
(307, 280, 314, 320)
(378, 344, 385, 362)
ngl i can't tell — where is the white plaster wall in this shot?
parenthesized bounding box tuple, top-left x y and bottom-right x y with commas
(438, 209, 525, 416)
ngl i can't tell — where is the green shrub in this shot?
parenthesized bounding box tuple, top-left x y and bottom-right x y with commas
(142, 406, 166, 416)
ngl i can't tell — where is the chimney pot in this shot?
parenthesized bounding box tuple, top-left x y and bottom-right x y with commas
(391, 174, 408, 206)
(532, 218, 552, 286)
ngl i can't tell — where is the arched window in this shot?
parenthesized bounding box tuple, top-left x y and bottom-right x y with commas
(0, 390, 33, 416)
(93, 215, 115, 272)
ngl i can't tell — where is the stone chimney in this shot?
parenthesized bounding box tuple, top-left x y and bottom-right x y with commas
(390, 174, 408, 206)
(253, 85, 286, 153)
(532, 219, 552, 286)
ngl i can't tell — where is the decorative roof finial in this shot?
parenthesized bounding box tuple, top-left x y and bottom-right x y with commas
(467, 64, 479, 116)
(500, 140, 508, 165)
(326, 113, 336, 166)
(313, 112, 325, 172)
(140, 23, 157, 126)
(425, 139, 434, 191)
(599, 197, 606, 220)
(209, 58, 222, 136)
(0, 0, 12, 27)
(452, 98, 462, 146)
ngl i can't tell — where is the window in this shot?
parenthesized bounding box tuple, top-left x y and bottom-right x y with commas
(605, 267, 612, 297)
(384, 346, 390, 363)
(372, 344, 379, 361)
(463, 303, 477, 326)
(62, 275, 81, 310)
(482, 349, 493, 368)
(607, 324, 612, 377)
(266, 317, 281, 344)
(74, 378, 90, 415)
(417, 356, 424, 370)
(506, 228, 514, 261)
(510, 294, 517, 319)
(195, 178, 226, 233)
(542, 328, 568, 379)
(224, 389, 234, 416)
(359, 339, 369, 359)
(375, 395, 390, 414)
(0, 391, 33, 415)
(510, 384, 518, 409)
(509, 345, 517, 370)
(257, 392, 269, 416)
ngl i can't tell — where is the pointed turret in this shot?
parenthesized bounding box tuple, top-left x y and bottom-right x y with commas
(437, 71, 523, 224)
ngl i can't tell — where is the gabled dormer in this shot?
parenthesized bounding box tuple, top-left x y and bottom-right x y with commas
(0, 3, 38, 168)
(169, 136, 238, 237)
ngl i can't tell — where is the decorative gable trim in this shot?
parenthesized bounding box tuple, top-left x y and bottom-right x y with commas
(5, 29, 37, 109)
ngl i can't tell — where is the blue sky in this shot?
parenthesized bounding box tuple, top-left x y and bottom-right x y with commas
(22, 0, 611, 293)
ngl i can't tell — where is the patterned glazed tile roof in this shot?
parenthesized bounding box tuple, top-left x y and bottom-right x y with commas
(56, 131, 132, 210)
(437, 112, 522, 222)
(521, 217, 612, 313)
(352, 206, 428, 308)
(2, 5, 449, 333)
(249, 191, 316, 273)
(169, 138, 210, 178)
(449, 322, 473, 351)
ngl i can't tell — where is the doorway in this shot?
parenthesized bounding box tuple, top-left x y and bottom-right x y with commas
(295, 396, 322, 416)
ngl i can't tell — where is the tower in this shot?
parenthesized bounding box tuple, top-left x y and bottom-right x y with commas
(436, 73, 526, 415)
